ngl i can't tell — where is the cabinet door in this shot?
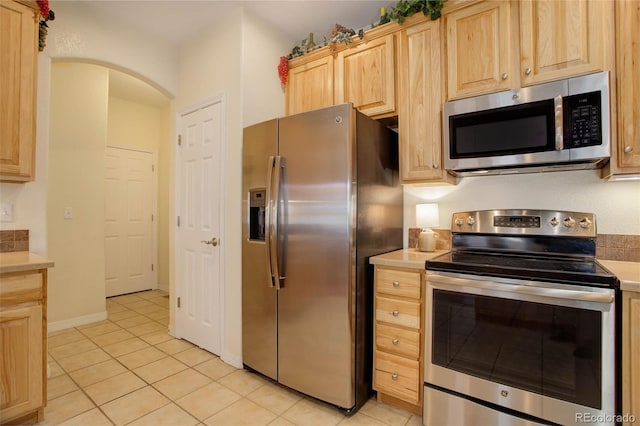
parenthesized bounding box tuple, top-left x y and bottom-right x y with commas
(285, 55, 334, 116)
(445, 1, 513, 100)
(0, 1, 38, 182)
(614, 0, 640, 172)
(519, 0, 614, 86)
(398, 21, 453, 184)
(335, 34, 396, 117)
(0, 304, 43, 421)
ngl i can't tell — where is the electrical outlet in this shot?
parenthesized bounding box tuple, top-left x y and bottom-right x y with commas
(0, 203, 13, 222)
(64, 207, 73, 219)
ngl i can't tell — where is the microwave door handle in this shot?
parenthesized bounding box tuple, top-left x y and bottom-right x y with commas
(554, 95, 563, 150)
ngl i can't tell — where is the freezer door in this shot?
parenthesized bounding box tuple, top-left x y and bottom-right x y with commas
(241, 119, 278, 380)
(277, 104, 356, 409)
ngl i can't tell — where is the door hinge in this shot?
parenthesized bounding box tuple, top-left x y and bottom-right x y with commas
(152, 164, 155, 172)
(151, 264, 154, 272)
(178, 135, 182, 146)
(177, 216, 181, 227)
(151, 214, 154, 221)
(177, 297, 181, 308)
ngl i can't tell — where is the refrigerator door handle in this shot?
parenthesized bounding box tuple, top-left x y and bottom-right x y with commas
(270, 156, 285, 289)
(265, 156, 276, 287)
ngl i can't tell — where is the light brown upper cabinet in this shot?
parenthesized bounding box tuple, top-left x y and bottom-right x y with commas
(519, 0, 614, 86)
(335, 34, 397, 118)
(285, 54, 334, 116)
(605, 0, 640, 177)
(0, 0, 39, 182)
(398, 19, 454, 184)
(444, 1, 513, 100)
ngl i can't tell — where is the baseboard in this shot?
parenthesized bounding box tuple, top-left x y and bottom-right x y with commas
(48, 311, 108, 333)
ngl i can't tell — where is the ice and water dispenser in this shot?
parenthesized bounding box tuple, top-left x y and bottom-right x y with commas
(249, 190, 265, 241)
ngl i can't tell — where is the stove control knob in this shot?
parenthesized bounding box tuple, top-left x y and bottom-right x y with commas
(550, 217, 559, 226)
(563, 216, 576, 228)
(579, 217, 592, 229)
(455, 218, 464, 227)
(466, 216, 476, 226)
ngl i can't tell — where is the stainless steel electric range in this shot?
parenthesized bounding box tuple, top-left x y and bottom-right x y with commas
(423, 209, 620, 426)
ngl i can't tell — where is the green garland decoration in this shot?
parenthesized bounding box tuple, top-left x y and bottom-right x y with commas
(386, 0, 446, 24)
(279, 0, 446, 82)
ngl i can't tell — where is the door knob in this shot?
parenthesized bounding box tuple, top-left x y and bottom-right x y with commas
(201, 237, 218, 246)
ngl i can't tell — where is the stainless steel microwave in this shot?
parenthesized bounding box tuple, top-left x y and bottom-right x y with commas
(443, 71, 610, 176)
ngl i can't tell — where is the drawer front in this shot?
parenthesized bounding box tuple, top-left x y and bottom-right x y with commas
(376, 322, 420, 359)
(377, 268, 421, 299)
(375, 350, 420, 404)
(376, 296, 420, 329)
(0, 272, 43, 306)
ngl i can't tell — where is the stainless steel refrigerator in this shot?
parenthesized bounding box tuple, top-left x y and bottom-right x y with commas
(241, 103, 402, 413)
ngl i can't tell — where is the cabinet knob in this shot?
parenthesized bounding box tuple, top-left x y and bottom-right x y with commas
(392, 281, 400, 287)
(391, 373, 398, 381)
(433, 163, 439, 169)
(392, 338, 399, 345)
(501, 72, 508, 80)
(624, 146, 633, 154)
(524, 67, 532, 76)
(392, 310, 399, 317)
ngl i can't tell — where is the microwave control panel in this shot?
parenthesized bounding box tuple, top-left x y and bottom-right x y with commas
(564, 91, 601, 149)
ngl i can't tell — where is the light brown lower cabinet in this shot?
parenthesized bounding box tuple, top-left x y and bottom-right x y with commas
(0, 269, 48, 424)
(373, 265, 424, 415)
(623, 291, 640, 426)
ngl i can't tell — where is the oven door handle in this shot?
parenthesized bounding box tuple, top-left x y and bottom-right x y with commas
(428, 274, 614, 304)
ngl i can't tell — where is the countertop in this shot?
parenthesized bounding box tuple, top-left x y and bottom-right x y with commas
(369, 249, 448, 269)
(599, 259, 640, 293)
(0, 251, 54, 274)
(370, 249, 640, 293)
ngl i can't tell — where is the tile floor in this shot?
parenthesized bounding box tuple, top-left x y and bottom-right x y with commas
(44, 290, 422, 426)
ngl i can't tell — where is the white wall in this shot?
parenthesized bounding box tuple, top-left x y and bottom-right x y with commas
(404, 170, 640, 246)
(47, 62, 109, 328)
(48, 2, 178, 96)
(174, 7, 291, 365)
(241, 9, 291, 126)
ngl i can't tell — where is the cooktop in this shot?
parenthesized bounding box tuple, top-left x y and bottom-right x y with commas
(426, 251, 618, 288)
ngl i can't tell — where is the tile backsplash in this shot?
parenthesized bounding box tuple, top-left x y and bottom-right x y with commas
(408, 228, 451, 252)
(0, 230, 29, 253)
(597, 234, 640, 262)
(408, 229, 640, 262)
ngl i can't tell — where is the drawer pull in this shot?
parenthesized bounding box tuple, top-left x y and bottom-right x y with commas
(391, 373, 398, 381)
(392, 338, 399, 345)
(392, 310, 399, 317)
(392, 281, 400, 287)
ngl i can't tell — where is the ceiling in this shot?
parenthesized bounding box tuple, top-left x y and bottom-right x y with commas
(88, 0, 392, 107)
(80, 0, 392, 47)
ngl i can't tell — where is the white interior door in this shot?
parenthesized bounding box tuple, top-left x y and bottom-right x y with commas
(104, 147, 155, 297)
(175, 99, 224, 356)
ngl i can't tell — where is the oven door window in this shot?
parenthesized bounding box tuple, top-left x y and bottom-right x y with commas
(432, 289, 602, 409)
(449, 99, 555, 159)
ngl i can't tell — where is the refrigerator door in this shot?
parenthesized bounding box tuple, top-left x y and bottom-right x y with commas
(241, 119, 278, 380)
(277, 104, 356, 408)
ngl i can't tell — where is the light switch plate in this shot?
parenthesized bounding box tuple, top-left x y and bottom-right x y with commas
(0, 203, 13, 222)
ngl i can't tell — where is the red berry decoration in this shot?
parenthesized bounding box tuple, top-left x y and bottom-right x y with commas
(278, 56, 289, 86)
(36, 0, 49, 19)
